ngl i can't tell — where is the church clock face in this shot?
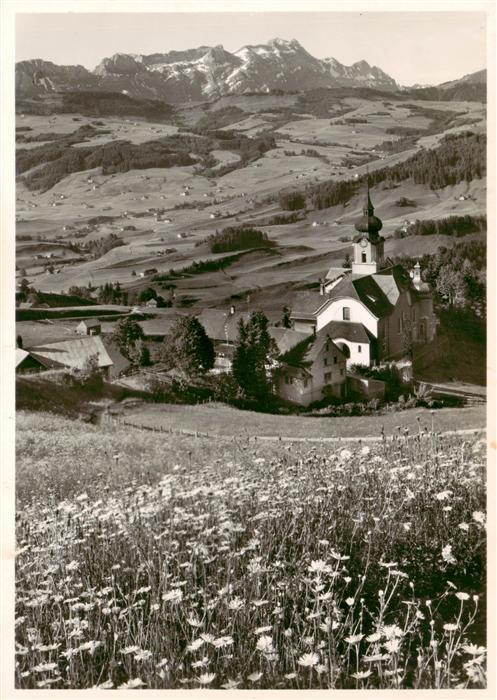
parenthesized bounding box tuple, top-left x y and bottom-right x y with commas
(360, 237, 368, 248)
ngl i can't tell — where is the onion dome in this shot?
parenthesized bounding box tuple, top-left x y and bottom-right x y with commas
(354, 183, 383, 238)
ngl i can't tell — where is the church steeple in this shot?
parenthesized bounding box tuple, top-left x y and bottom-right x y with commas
(355, 179, 383, 240)
(352, 181, 385, 276)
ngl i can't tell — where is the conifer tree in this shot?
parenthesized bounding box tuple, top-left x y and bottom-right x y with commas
(167, 316, 214, 377)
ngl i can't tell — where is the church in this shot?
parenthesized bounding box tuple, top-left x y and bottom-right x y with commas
(289, 185, 437, 368)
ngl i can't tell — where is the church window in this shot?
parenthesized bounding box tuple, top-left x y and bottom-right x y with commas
(419, 323, 425, 339)
(358, 345, 362, 353)
(340, 369, 344, 376)
(361, 251, 367, 263)
(398, 317, 403, 333)
(343, 306, 350, 321)
(324, 357, 328, 366)
(324, 372, 331, 383)
(333, 355, 337, 364)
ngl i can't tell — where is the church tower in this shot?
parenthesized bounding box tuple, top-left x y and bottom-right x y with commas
(351, 182, 385, 276)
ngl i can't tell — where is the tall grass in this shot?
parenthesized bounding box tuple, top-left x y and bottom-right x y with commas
(15, 412, 486, 689)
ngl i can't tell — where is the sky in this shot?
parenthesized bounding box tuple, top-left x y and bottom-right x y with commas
(15, 11, 486, 86)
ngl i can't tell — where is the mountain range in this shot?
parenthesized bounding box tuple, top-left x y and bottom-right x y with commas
(16, 38, 401, 103)
(16, 38, 486, 105)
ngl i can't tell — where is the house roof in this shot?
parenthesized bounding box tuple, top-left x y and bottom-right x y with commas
(280, 325, 345, 370)
(268, 327, 310, 355)
(139, 319, 177, 337)
(15, 348, 30, 367)
(197, 309, 251, 342)
(16, 348, 50, 369)
(324, 268, 346, 282)
(78, 318, 101, 328)
(29, 336, 113, 371)
(290, 290, 327, 318)
(304, 329, 345, 365)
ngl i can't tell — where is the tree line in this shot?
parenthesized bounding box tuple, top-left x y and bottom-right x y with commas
(277, 132, 486, 211)
(394, 214, 486, 239)
(17, 128, 275, 192)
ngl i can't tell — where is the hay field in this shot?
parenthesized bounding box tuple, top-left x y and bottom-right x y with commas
(15, 411, 486, 689)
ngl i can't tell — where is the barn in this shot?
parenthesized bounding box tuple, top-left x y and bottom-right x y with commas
(28, 336, 114, 378)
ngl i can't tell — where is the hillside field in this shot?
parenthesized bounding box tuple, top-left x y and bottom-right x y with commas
(16, 93, 486, 314)
(15, 411, 487, 689)
(120, 402, 486, 440)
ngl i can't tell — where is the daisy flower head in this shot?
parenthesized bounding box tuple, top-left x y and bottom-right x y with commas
(298, 652, 320, 668)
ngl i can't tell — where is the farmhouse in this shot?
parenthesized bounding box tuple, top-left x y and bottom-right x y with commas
(274, 325, 348, 405)
(197, 307, 251, 373)
(76, 319, 101, 336)
(15, 349, 50, 374)
(27, 336, 114, 379)
(290, 185, 437, 366)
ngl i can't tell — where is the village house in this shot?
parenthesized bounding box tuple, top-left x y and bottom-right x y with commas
(26, 336, 114, 379)
(15, 348, 50, 374)
(290, 185, 437, 366)
(274, 325, 348, 405)
(76, 319, 101, 336)
(197, 307, 251, 373)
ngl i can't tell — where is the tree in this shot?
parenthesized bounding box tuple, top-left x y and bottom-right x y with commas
(436, 265, 467, 308)
(138, 287, 157, 304)
(112, 317, 144, 359)
(166, 316, 215, 377)
(342, 253, 352, 269)
(281, 306, 291, 328)
(139, 345, 151, 367)
(278, 190, 306, 211)
(401, 317, 414, 360)
(232, 311, 277, 401)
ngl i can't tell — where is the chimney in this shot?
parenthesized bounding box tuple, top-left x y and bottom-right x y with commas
(319, 278, 325, 295)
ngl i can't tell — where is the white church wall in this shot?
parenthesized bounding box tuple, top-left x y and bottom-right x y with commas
(333, 337, 371, 367)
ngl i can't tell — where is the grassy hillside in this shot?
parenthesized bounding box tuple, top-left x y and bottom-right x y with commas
(122, 402, 485, 439)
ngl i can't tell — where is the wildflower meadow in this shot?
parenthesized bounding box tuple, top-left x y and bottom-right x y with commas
(15, 411, 486, 689)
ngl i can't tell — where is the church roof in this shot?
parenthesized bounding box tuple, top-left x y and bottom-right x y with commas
(320, 320, 373, 344)
(328, 274, 393, 318)
(326, 264, 418, 318)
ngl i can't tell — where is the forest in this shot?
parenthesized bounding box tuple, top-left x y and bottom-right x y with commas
(395, 214, 486, 238)
(295, 132, 486, 210)
(199, 227, 276, 253)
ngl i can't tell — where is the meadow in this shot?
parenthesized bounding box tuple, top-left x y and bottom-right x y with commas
(15, 411, 486, 689)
